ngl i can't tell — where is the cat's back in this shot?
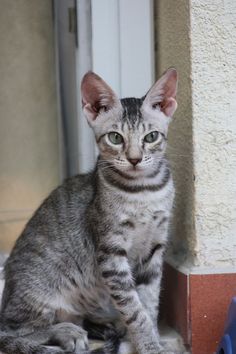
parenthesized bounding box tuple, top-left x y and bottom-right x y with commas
(2, 171, 98, 312)
(28, 171, 95, 232)
(7, 171, 96, 263)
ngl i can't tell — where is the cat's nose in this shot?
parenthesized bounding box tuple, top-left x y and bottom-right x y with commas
(128, 158, 142, 166)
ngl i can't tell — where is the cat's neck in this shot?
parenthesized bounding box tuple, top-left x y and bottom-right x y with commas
(95, 156, 170, 193)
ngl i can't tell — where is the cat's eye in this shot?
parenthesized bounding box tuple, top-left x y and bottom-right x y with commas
(108, 132, 124, 145)
(144, 131, 159, 143)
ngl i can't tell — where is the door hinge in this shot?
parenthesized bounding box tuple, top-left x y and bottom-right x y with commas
(68, 7, 77, 33)
(68, 4, 78, 47)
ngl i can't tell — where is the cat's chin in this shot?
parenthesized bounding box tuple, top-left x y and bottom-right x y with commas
(127, 167, 143, 174)
(121, 167, 149, 179)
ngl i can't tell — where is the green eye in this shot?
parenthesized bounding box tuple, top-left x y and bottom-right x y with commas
(108, 132, 124, 145)
(144, 131, 159, 143)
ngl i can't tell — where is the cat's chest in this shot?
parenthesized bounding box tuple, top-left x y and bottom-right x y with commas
(118, 198, 169, 257)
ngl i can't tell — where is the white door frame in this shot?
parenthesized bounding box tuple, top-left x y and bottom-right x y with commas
(91, 0, 155, 98)
(55, 0, 154, 176)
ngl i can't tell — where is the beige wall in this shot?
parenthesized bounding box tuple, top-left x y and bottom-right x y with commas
(191, 0, 236, 269)
(0, 1, 59, 251)
(155, 0, 195, 266)
(156, 0, 236, 270)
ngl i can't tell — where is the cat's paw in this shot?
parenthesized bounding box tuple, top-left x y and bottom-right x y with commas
(49, 322, 89, 352)
(118, 341, 135, 354)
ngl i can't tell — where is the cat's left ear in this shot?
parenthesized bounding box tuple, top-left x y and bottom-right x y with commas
(143, 68, 178, 118)
(81, 71, 119, 125)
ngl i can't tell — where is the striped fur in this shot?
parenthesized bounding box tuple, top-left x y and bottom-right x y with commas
(0, 69, 178, 354)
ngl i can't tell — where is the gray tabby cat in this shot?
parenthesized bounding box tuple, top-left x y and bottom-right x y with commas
(0, 68, 178, 354)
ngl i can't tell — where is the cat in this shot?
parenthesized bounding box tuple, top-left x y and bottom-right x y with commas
(0, 68, 178, 354)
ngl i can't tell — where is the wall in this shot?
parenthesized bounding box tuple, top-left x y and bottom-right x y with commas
(191, 0, 236, 269)
(156, 0, 236, 270)
(156, 2, 236, 350)
(0, 0, 59, 251)
(155, 0, 195, 266)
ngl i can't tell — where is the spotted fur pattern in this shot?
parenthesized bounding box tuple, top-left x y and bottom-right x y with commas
(0, 69, 178, 354)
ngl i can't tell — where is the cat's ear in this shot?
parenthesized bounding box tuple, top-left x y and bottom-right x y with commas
(81, 71, 119, 124)
(143, 68, 178, 118)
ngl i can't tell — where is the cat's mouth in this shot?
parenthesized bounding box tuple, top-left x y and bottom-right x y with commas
(125, 165, 146, 176)
(112, 161, 148, 178)
(128, 165, 140, 171)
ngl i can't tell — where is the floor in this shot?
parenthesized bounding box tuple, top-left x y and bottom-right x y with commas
(89, 325, 189, 353)
(0, 254, 189, 353)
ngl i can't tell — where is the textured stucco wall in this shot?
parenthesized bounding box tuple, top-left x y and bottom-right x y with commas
(191, 0, 236, 268)
(0, 1, 59, 251)
(156, 0, 236, 269)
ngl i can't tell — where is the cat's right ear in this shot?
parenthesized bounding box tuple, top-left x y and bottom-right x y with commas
(81, 72, 119, 125)
(143, 68, 178, 118)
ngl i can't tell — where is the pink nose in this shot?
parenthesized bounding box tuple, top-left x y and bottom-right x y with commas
(128, 158, 141, 166)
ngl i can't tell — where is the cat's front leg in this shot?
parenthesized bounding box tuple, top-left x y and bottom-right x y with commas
(135, 243, 164, 335)
(136, 217, 169, 349)
(97, 239, 162, 354)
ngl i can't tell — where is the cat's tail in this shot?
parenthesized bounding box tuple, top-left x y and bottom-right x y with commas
(89, 329, 121, 354)
(0, 329, 121, 354)
(83, 319, 121, 353)
(0, 332, 65, 354)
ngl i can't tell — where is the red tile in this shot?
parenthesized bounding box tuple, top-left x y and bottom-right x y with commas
(161, 264, 236, 354)
(160, 263, 189, 345)
(190, 274, 236, 354)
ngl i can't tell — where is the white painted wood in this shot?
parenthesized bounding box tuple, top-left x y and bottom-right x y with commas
(91, 0, 154, 99)
(54, 0, 96, 176)
(91, 0, 121, 96)
(54, 0, 79, 177)
(119, 0, 154, 97)
(76, 0, 96, 173)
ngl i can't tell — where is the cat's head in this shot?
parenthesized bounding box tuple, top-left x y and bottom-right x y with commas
(81, 69, 178, 178)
